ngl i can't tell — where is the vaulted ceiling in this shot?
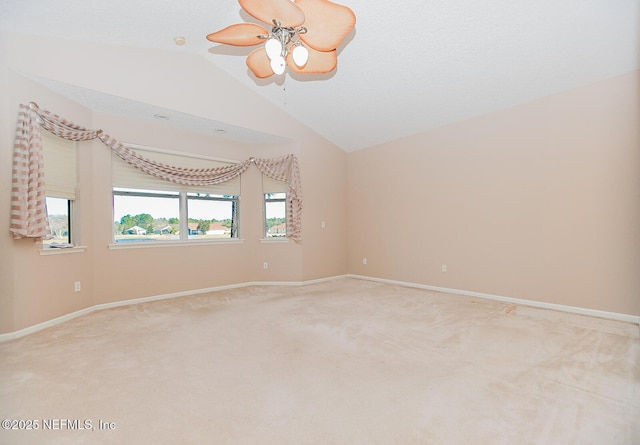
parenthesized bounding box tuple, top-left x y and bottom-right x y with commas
(1, 0, 638, 152)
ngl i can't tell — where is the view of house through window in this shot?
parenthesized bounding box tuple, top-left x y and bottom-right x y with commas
(187, 193, 238, 239)
(265, 193, 286, 238)
(113, 188, 238, 242)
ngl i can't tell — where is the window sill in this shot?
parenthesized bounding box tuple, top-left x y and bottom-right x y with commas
(260, 238, 289, 244)
(40, 246, 88, 256)
(108, 239, 245, 250)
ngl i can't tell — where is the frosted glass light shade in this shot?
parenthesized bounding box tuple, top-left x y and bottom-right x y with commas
(270, 56, 286, 75)
(265, 38, 282, 60)
(292, 44, 309, 67)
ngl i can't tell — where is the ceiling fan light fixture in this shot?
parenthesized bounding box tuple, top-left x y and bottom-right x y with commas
(206, 0, 355, 79)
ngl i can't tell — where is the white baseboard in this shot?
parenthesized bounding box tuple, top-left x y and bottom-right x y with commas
(347, 274, 640, 326)
(2, 273, 636, 341)
(0, 275, 348, 342)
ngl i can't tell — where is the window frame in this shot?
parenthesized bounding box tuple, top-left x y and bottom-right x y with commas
(112, 188, 240, 244)
(186, 193, 239, 240)
(44, 196, 74, 248)
(264, 192, 287, 239)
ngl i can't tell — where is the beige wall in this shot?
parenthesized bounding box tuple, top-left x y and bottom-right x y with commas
(0, 32, 347, 334)
(347, 71, 640, 315)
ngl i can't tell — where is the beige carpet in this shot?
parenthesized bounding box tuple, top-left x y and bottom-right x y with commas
(1, 278, 638, 444)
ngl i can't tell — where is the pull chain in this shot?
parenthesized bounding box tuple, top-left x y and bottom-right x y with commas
(283, 76, 287, 106)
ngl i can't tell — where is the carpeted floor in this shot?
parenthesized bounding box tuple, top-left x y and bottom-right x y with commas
(1, 278, 638, 444)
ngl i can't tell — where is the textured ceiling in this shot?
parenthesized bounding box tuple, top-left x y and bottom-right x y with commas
(1, 0, 638, 152)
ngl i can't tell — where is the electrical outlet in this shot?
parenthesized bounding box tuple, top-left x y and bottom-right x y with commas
(362, 258, 367, 265)
(263, 262, 269, 270)
(74, 281, 81, 292)
(441, 264, 447, 273)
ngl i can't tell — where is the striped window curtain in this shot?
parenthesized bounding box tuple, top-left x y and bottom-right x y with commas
(10, 104, 49, 240)
(99, 132, 253, 187)
(10, 103, 303, 242)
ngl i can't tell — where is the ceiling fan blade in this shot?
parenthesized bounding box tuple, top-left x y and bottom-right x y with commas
(296, 0, 355, 52)
(206, 23, 268, 46)
(246, 47, 275, 78)
(286, 47, 337, 74)
(239, 0, 305, 28)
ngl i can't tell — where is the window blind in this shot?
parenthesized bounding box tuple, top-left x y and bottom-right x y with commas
(41, 129, 76, 200)
(262, 174, 288, 194)
(112, 146, 241, 196)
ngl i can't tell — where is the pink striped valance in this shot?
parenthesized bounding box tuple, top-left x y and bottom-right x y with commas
(10, 102, 302, 242)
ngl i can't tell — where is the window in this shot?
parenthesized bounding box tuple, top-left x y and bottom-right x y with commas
(264, 193, 286, 238)
(263, 174, 288, 238)
(113, 189, 180, 242)
(112, 146, 240, 243)
(46, 197, 72, 245)
(187, 193, 238, 239)
(42, 130, 76, 247)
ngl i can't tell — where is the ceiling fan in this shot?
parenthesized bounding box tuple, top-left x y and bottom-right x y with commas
(206, 0, 356, 78)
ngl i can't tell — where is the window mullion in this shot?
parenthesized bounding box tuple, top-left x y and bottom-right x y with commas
(67, 199, 73, 245)
(180, 192, 188, 241)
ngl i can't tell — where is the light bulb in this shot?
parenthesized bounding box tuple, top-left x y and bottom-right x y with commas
(292, 44, 309, 67)
(265, 38, 282, 60)
(270, 56, 286, 75)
